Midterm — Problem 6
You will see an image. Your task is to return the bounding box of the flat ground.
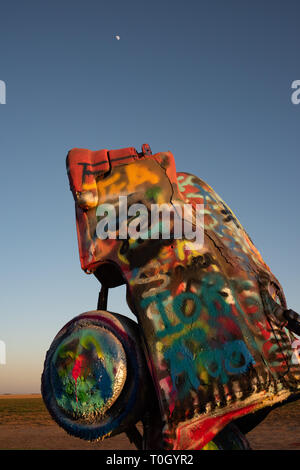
[0,395,300,450]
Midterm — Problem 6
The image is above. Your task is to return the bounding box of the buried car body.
[42,144,300,450]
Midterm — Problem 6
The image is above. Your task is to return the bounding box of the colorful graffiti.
[43,144,300,450]
[52,326,127,419]
[42,311,152,443]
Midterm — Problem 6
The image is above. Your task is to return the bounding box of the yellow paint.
[199,369,209,384]
[81,182,98,191]
[175,240,187,261]
[96,172,126,198]
[81,334,104,359]
[58,350,75,360]
[125,163,160,191]
[175,239,200,262]
[96,162,160,199]
[201,440,220,450]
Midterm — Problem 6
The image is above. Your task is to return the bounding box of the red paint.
[217,317,241,336]
[109,147,139,167]
[174,403,257,450]
[255,320,270,340]
[66,148,110,194]
[231,304,240,317]
[72,355,85,403]
[246,305,259,314]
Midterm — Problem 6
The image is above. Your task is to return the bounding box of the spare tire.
[41,310,151,441]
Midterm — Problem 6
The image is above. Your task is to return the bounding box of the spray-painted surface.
[51,326,127,418]
[42,311,151,442]
[65,146,300,449]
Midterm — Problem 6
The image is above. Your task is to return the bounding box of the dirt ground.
[1,395,300,450]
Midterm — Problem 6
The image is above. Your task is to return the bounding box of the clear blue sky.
[0,0,299,393]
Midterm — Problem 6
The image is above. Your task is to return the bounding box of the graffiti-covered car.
[42,144,300,450]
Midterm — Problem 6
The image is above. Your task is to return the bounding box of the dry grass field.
[1,395,300,450]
